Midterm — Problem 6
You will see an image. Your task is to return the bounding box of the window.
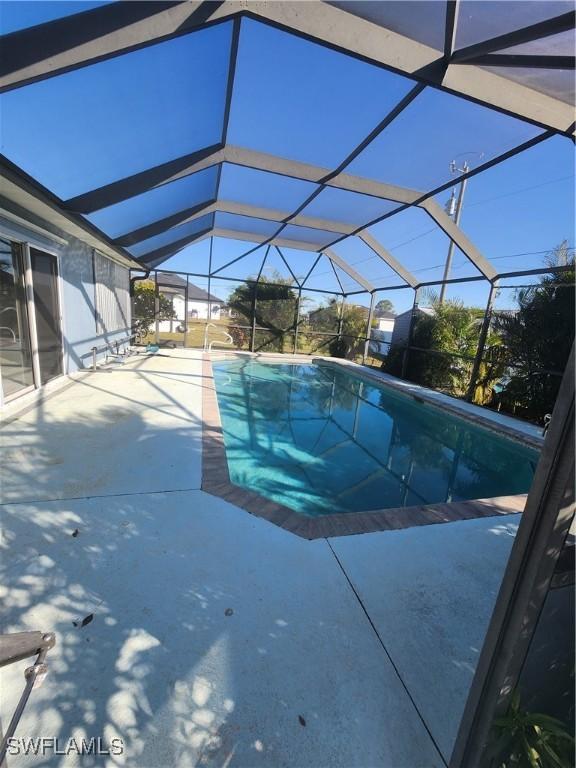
[94,251,130,334]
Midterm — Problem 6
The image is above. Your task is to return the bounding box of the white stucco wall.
[0,204,131,407]
[377,317,395,333]
[158,295,222,331]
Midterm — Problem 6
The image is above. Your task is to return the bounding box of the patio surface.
[0,349,519,767]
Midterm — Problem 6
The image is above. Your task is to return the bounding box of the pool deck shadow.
[201,355,527,540]
[0,348,524,766]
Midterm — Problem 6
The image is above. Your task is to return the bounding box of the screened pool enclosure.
[0,1,574,413]
[1,4,575,768]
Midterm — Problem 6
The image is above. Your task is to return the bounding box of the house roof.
[376,310,396,320]
[395,306,436,320]
[156,272,223,303]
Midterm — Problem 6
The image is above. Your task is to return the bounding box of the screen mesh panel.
[329,1,447,51]
[301,187,401,226]
[218,164,319,211]
[331,237,406,288]
[159,240,212,277]
[454,0,574,50]
[367,208,484,283]
[0,23,232,197]
[280,224,339,248]
[88,167,218,238]
[129,214,214,259]
[214,212,280,238]
[347,89,541,193]
[228,18,414,168]
[0,1,112,33]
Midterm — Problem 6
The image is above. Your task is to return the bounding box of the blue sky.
[163,134,575,314]
[1,6,574,315]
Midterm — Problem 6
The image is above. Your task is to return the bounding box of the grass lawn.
[142,320,379,367]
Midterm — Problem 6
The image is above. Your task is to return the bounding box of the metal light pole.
[439,159,469,304]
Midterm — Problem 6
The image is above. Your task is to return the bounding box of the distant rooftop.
[156,272,223,304]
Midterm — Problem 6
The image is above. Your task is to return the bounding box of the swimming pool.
[212,359,538,518]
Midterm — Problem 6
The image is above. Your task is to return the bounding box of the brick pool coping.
[201,354,526,540]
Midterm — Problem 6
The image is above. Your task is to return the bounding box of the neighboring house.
[390,306,435,347]
[156,272,224,331]
[375,310,396,335]
[369,311,396,358]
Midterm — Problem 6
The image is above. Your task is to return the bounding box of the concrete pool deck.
[0,349,520,767]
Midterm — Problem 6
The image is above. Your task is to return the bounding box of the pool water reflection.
[212,360,538,517]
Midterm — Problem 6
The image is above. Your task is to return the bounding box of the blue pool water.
[212,360,538,517]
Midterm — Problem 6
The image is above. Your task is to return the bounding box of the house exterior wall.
[187,299,221,320]
[376,317,395,334]
[0,203,131,409]
[158,295,221,331]
[390,308,435,348]
[390,309,414,347]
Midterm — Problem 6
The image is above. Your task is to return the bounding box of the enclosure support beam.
[450,10,576,64]
[444,0,460,60]
[115,199,217,246]
[213,201,354,234]
[420,199,497,280]
[244,1,574,133]
[323,248,374,292]
[223,145,421,204]
[210,228,320,253]
[64,145,225,213]
[0,1,231,92]
[250,284,257,354]
[359,233,418,288]
[139,226,214,268]
[65,144,421,216]
[466,281,498,402]
[154,271,160,345]
[300,254,322,289]
[118,200,356,246]
[461,54,575,70]
[207,236,214,345]
[276,247,300,287]
[401,288,420,378]
[293,288,302,354]
[451,343,575,768]
[183,275,189,349]
[3,2,573,133]
[363,292,376,365]
[337,294,346,347]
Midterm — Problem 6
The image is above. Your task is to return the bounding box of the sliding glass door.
[0,237,34,399]
[30,248,63,385]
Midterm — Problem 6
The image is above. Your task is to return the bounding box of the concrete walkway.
[0,350,518,767]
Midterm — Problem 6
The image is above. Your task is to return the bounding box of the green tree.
[492,254,575,422]
[308,298,368,358]
[375,299,394,316]
[227,274,298,352]
[385,294,504,399]
[131,279,176,339]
